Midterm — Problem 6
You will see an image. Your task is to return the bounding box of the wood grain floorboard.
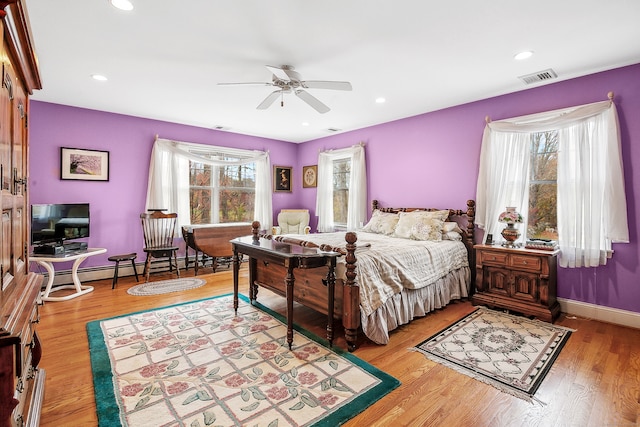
[36,266,640,426]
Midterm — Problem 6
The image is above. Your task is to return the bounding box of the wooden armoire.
[0,1,43,426]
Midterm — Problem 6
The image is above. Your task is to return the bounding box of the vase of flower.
[498,207,523,247]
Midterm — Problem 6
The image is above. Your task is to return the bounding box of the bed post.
[465,200,476,290]
[342,231,360,352]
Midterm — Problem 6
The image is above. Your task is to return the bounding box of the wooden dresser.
[473,244,560,323]
[0,2,44,426]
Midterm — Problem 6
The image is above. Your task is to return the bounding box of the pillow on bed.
[442,221,464,240]
[361,210,399,235]
[393,210,449,240]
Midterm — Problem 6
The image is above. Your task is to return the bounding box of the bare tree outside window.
[189,155,256,224]
[333,158,350,226]
[528,131,558,240]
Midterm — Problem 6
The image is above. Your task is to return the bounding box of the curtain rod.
[318,141,366,153]
[485,91,614,124]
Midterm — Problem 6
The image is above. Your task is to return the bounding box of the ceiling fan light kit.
[218,65,352,113]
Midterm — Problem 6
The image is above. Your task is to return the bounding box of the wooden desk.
[182,223,252,274]
[231,233,340,349]
[30,248,107,302]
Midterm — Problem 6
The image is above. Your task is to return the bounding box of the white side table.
[30,248,107,302]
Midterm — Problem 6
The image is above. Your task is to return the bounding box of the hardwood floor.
[37,265,639,426]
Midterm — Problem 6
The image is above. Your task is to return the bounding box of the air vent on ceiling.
[326,127,341,133]
[518,68,558,85]
[212,125,227,131]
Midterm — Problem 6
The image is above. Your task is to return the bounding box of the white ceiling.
[25,1,640,143]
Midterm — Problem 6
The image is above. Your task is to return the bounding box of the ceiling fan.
[218,65,352,114]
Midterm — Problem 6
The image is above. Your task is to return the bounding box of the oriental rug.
[87,294,399,426]
[126,278,206,296]
[411,307,572,403]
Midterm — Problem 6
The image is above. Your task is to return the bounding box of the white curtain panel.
[145,138,272,230]
[476,100,628,267]
[316,144,367,232]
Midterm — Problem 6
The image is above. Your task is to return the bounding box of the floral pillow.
[393,210,449,240]
[442,221,463,241]
[361,210,399,235]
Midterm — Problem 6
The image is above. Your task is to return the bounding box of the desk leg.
[326,259,336,347]
[232,249,239,313]
[39,256,95,302]
[285,264,295,350]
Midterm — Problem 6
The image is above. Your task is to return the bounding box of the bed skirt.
[360,266,471,345]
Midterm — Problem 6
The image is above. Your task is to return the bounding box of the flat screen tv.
[31,203,90,246]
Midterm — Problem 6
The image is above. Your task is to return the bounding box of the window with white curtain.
[476,99,629,268]
[145,138,272,230]
[316,144,367,232]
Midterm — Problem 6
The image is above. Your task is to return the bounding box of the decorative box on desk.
[473,244,560,323]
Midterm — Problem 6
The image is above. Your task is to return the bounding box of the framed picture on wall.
[302,165,317,188]
[60,147,110,181]
[273,166,292,192]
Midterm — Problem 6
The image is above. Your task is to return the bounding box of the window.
[476,100,629,268]
[332,158,350,227]
[527,131,558,240]
[316,144,367,232]
[189,157,256,224]
[146,138,272,230]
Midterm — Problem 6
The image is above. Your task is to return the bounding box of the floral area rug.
[411,307,573,403]
[87,294,399,426]
[126,278,206,296]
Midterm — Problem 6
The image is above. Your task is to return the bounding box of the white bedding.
[289,231,471,344]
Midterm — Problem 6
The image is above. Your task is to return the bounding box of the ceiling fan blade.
[257,90,281,110]
[266,65,292,82]
[295,90,330,114]
[301,80,352,91]
[217,82,273,87]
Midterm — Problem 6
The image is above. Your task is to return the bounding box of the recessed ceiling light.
[91,74,108,81]
[375,97,386,104]
[301,122,310,127]
[514,51,534,60]
[110,0,134,11]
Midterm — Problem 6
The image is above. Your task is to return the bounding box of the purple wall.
[28,105,297,270]
[29,63,640,314]
[298,63,640,315]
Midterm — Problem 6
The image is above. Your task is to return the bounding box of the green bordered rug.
[411,307,573,403]
[87,294,399,426]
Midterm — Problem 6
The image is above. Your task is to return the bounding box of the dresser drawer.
[509,254,542,272]
[478,251,508,266]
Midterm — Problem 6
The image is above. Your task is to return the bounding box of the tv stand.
[30,248,107,302]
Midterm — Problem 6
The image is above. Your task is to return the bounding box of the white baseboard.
[35,259,188,287]
[558,297,640,329]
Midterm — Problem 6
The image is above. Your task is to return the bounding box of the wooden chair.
[140,211,180,282]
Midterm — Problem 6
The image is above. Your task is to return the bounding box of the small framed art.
[302,165,317,188]
[273,166,292,192]
[60,147,110,181]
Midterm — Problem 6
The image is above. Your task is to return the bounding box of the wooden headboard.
[371,199,477,271]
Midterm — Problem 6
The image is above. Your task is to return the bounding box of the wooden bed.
[245,199,476,351]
